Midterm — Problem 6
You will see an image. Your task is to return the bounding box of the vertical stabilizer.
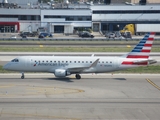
[124,32,155,59]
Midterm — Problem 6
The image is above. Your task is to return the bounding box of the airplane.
[3,32,157,79]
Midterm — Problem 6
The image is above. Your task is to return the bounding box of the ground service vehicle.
[120,24,160,35]
[120,24,135,35]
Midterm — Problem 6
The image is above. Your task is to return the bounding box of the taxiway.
[0,74,159,120]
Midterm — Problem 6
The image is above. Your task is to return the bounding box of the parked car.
[10,35,17,40]
[121,31,132,39]
[105,32,116,39]
[20,32,36,37]
[81,32,94,38]
[108,33,115,38]
[39,35,45,38]
[78,31,90,37]
[115,31,121,38]
[38,32,53,38]
[21,35,27,38]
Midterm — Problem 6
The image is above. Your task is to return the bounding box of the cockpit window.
[11,59,19,62]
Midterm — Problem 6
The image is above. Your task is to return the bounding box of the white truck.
[120,24,160,35]
[135,24,160,35]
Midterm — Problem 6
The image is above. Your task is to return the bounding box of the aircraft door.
[114,57,120,68]
[25,58,31,67]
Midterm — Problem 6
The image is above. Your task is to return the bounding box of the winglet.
[89,59,99,68]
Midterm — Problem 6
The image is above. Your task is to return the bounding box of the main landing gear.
[21,72,25,79]
[75,74,81,79]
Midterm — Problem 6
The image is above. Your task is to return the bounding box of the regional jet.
[3,32,157,79]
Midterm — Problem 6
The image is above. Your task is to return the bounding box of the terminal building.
[0,0,160,34]
[91,5,160,32]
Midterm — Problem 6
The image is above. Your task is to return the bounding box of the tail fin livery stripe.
[132,47,152,52]
[122,61,148,65]
[123,32,155,59]
[137,43,146,46]
[140,41,153,44]
[132,49,150,52]
[140,41,146,43]
[137,43,152,47]
[141,49,151,52]
[127,55,149,59]
[127,52,150,55]
[147,38,154,41]
[142,37,149,40]
[132,49,142,52]
[144,44,152,47]
[145,41,153,44]
[134,46,143,49]
[142,47,151,50]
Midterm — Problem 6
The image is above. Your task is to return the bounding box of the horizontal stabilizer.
[122,59,157,65]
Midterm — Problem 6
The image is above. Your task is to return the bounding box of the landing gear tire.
[75,74,81,79]
[21,72,25,79]
[21,75,24,79]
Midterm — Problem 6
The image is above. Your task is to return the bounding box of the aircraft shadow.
[114,78,126,80]
[0,77,126,82]
[43,77,74,82]
[42,77,126,82]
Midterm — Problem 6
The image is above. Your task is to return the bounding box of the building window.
[18,15,40,21]
[44,15,91,21]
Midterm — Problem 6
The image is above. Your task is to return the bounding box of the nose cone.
[3,63,10,70]
[3,64,8,70]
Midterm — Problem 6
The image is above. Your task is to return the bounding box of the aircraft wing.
[67,58,99,73]
[67,66,89,73]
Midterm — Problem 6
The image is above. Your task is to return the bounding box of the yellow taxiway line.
[146,78,160,91]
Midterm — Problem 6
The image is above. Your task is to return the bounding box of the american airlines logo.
[33,62,69,67]
[33,62,39,66]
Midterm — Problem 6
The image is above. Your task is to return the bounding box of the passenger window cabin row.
[34,60,112,64]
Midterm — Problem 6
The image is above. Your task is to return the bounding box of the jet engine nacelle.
[54,69,70,77]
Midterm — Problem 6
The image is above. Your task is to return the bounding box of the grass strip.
[0,47,160,52]
[114,65,160,74]
[0,65,160,74]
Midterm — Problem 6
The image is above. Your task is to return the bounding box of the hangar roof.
[91,5,160,11]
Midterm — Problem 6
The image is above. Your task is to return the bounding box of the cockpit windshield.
[11,59,19,62]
